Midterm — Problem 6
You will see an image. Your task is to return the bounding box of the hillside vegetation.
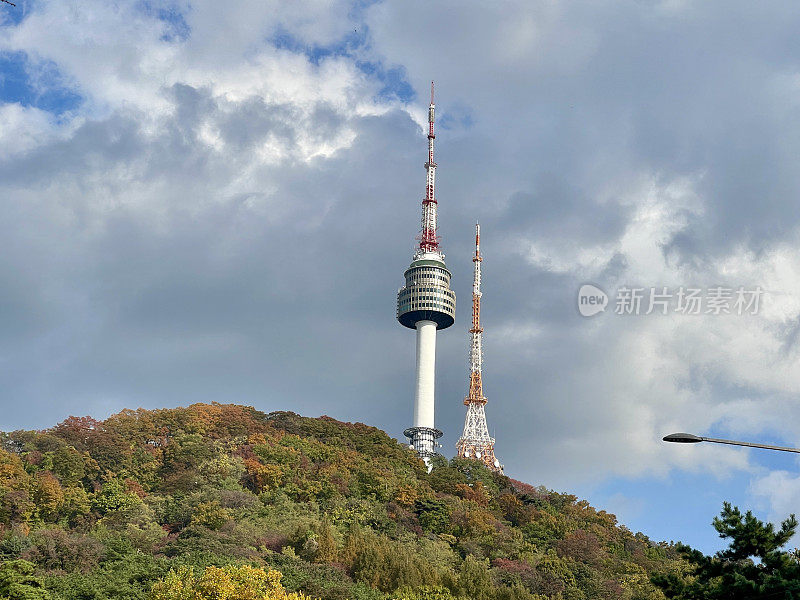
[0,403,685,599]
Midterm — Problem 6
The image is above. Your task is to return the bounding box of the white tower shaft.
[413,320,437,433]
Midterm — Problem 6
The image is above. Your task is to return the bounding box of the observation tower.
[396,82,456,466]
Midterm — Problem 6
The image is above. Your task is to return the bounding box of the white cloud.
[749,470,800,521]
[0,102,58,153]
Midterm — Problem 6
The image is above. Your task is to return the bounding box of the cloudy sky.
[4,0,800,552]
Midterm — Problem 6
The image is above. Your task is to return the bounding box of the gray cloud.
[3,1,800,541]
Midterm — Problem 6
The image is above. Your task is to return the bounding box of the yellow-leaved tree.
[150,565,313,600]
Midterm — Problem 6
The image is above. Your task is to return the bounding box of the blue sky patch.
[356,61,414,103]
[0,51,82,115]
[272,26,367,66]
[157,7,190,42]
[136,1,191,42]
[0,0,26,27]
[270,24,414,104]
[439,105,475,131]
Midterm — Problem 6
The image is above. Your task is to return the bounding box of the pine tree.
[653,502,800,599]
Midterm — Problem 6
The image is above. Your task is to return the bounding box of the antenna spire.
[417,81,439,255]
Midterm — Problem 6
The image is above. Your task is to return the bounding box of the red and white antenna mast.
[417,81,440,256]
[456,223,503,473]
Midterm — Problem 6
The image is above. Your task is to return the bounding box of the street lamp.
[663,433,800,454]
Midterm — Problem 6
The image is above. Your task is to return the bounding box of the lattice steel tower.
[456,223,503,473]
[396,82,456,467]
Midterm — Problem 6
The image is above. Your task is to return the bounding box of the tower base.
[456,402,503,473]
[403,426,443,470]
[456,440,503,474]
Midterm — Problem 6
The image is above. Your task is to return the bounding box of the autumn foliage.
[151,565,312,600]
[0,403,685,599]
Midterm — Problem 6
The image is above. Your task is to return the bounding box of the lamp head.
[663,433,703,443]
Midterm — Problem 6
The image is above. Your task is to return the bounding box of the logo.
[578,284,608,317]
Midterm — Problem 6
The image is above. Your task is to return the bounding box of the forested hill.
[0,403,685,599]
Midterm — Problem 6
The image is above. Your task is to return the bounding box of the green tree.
[345,528,385,589]
[653,502,800,599]
[391,585,456,600]
[415,499,450,534]
[0,560,50,600]
[92,479,140,514]
[51,447,85,486]
[314,519,337,564]
[455,555,493,600]
[189,501,232,530]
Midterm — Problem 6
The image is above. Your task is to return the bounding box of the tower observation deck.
[396,82,456,465]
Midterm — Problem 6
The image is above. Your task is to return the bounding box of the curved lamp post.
[663,433,800,454]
